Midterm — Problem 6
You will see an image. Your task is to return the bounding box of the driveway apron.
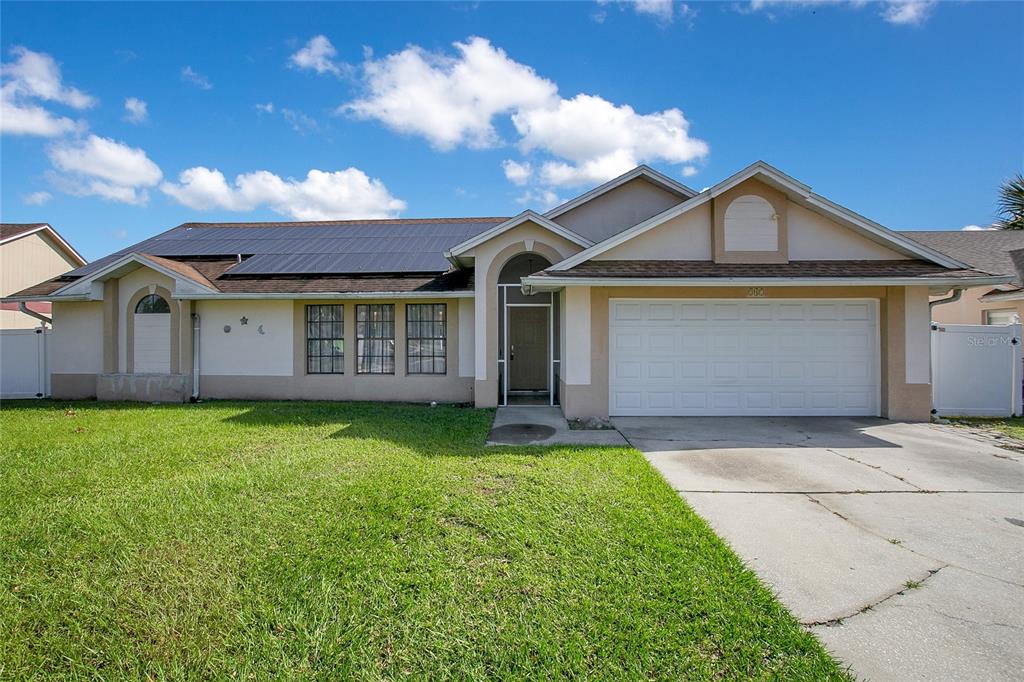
[617,416,1024,682]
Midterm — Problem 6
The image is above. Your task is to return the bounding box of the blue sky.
[1,1,1021,261]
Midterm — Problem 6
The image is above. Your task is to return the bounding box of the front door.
[509,306,549,392]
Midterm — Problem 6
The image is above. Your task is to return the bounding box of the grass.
[954,417,1024,441]
[0,400,849,680]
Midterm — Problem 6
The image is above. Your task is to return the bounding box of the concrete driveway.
[616,417,1024,681]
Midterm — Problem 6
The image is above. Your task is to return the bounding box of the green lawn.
[955,417,1024,441]
[0,401,848,680]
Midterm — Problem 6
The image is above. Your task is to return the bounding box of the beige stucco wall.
[196,300,294,376]
[50,300,103,399]
[594,203,713,261]
[467,220,584,407]
[930,287,1024,325]
[551,177,684,243]
[200,297,472,403]
[788,203,911,260]
[588,179,909,266]
[559,285,932,422]
[1,232,80,329]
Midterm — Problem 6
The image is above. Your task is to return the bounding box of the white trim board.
[543,165,697,220]
[445,210,593,263]
[0,224,87,266]
[522,274,1013,292]
[547,161,971,272]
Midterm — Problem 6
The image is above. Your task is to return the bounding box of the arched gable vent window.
[135,294,170,314]
[724,195,778,252]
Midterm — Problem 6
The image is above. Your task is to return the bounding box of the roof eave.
[446,210,593,258]
[521,273,1014,293]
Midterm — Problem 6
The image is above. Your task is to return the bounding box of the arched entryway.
[132,293,172,373]
[497,253,560,406]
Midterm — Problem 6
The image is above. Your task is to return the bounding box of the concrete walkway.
[487,406,628,446]
[616,416,1024,682]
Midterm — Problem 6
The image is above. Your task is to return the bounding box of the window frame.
[305,304,345,375]
[134,293,170,314]
[356,304,396,375]
[406,303,447,375]
[983,308,1017,326]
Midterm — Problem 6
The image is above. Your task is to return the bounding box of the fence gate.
[931,323,1022,417]
[0,327,51,399]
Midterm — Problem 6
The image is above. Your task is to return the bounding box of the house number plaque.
[746,287,767,298]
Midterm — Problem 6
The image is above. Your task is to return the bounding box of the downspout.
[190,312,201,401]
[18,301,51,325]
[929,287,962,315]
[928,287,964,419]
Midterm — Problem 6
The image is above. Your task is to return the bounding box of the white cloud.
[255,101,274,113]
[181,66,213,90]
[161,166,406,220]
[0,46,94,136]
[290,35,347,76]
[502,159,532,186]
[343,37,558,150]
[881,1,936,26]
[514,94,708,186]
[342,37,708,191]
[516,188,562,211]
[681,165,698,178]
[23,191,52,205]
[124,97,148,123]
[961,224,998,232]
[596,1,697,25]
[628,0,675,22]
[47,134,162,205]
[745,0,936,25]
[281,108,318,134]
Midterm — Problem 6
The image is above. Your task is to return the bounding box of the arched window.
[724,195,778,252]
[134,294,170,314]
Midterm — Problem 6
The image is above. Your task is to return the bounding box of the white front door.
[134,314,171,373]
[608,298,879,416]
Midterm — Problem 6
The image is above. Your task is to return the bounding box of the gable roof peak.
[544,164,698,220]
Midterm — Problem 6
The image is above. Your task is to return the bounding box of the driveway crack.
[807,494,1024,590]
[823,447,923,491]
[805,566,947,627]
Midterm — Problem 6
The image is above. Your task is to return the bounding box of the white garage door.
[609,299,879,416]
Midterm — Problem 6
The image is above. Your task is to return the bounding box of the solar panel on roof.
[66,218,505,278]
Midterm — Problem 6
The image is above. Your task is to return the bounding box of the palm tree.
[997,173,1024,230]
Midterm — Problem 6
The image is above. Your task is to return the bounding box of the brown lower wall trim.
[51,373,98,399]
[200,374,473,403]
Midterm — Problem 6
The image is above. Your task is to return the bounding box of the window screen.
[407,303,447,374]
[356,304,395,374]
[306,305,344,374]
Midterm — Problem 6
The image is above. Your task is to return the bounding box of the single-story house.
[4,162,1011,420]
[1,223,86,329]
[900,229,1024,326]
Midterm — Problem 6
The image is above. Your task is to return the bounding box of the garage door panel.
[609,299,879,416]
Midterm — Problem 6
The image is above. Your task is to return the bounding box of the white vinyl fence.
[0,327,51,399]
[931,323,1022,417]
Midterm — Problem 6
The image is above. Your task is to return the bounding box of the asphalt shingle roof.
[900,230,1024,286]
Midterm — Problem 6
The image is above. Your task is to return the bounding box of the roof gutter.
[177,290,475,300]
[929,287,963,312]
[19,302,52,326]
[521,274,1015,294]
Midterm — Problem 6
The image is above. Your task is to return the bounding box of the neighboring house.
[3,162,1010,420]
[900,230,1024,326]
[0,223,86,329]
